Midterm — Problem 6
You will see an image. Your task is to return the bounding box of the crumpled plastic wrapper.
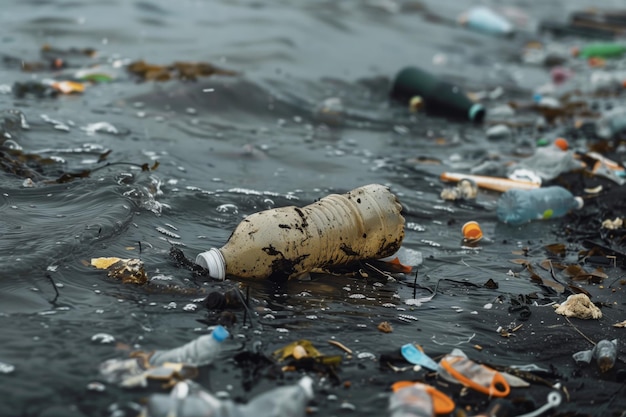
[99,352,198,388]
[554,293,602,319]
[91,257,148,284]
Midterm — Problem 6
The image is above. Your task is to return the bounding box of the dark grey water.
[1,0,626,416]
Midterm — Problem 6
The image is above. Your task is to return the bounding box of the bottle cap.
[211,325,229,342]
[462,221,483,241]
[574,196,584,209]
[468,103,486,123]
[196,248,226,280]
[553,137,569,151]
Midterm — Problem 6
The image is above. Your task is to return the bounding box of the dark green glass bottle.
[390,66,486,123]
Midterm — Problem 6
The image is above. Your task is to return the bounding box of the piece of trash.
[485,124,513,141]
[554,293,602,319]
[390,381,455,415]
[81,121,119,135]
[127,60,238,82]
[441,178,478,201]
[462,221,483,242]
[378,321,393,333]
[507,146,585,182]
[400,343,439,371]
[49,80,85,94]
[195,184,405,280]
[572,339,618,372]
[274,340,322,362]
[496,186,584,226]
[514,391,562,417]
[458,6,514,37]
[614,320,626,328]
[313,97,345,126]
[438,348,510,397]
[90,257,148,284]
[150,326,229,367]
[440,172,539,193]
[390,66,486,123]
[574,42,626,59]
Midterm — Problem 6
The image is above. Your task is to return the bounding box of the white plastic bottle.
[496,186,583,226]
[140,376,314,417]
[149,325,229,367]
[196,184,405,280]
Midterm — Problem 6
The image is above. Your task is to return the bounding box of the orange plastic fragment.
[391,381,455,414]
[553,137,569,151]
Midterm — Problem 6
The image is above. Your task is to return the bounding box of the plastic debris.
[400,343,439,371]
[149,326,229,367]
[49,80,85,94]
[440,172,539,193]
[388,382,434,417]
[496,186,583,225]
[458,6,514,37]
[438,348,510,397]
[574,42,626,59]
[440,177,478,201]
[390,66,486,123]
[139,376,313,417]
[196,184,405,280]
[554,293,602,319]
[507,146,584,182]
[462,221,483,242]
[127,60,238,82]
[514,391,562,417]
[572,339,618,372]
[313,97,345,126]
[391,381,455,414]
[90,257,148,284]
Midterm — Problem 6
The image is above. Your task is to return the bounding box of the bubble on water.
[263,314,275,320]
[156,226,180,239]
[306,315,318,320]
[382,303,395,308]
[81,121,119,136]
[276,328,289,333]
[405,222,426,232]
[183,303,197,312]
[297,292,312,297]
[163,302,177,310]
[349,294,366,299]
[92,333,115,344]
[340,402,357,411]
[216,204,238,214]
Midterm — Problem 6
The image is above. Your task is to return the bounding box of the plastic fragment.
[462,221,483,242]
[554,293,602,319]
[390,382,455,415]
[440,172,539,193]
[459,6,514,36]
[400,343,439,371]
[514,391,561,417]
[438,348,510,397]
[572,339,618,372]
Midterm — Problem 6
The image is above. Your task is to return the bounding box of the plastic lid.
[211,325,229,342]
[195,248,226,280]
[468,103,486,123]
[298,376,314,399]
[462,221,483,241]
[574,196,584,209]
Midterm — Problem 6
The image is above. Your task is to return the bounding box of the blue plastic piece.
[400,343,439,371]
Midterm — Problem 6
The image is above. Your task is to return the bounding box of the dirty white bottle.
[196,184,405,280]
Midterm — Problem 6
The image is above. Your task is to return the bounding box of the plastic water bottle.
[459,6,514,37]
[496,186,583,226]
[239,376,314,417]
[390,67,486,123]
[149,325,229,367]
[196,184,405,280]
[140,376,314,417]
[388,384,434,417]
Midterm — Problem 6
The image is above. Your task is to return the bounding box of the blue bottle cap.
[211,325,229,342]
[400,343,439,371]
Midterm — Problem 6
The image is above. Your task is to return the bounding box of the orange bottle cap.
[553,137,568,151]
[462,221,483,241]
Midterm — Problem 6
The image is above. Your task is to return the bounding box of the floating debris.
[554,293,602,319]
[90,257,148,285]
[127,60,238,82]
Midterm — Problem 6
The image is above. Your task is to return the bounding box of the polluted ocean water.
[1,0,626,416]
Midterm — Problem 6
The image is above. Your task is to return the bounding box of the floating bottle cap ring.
[439,355,510,397]
[462,221,483,241]
[391,381,456,414]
